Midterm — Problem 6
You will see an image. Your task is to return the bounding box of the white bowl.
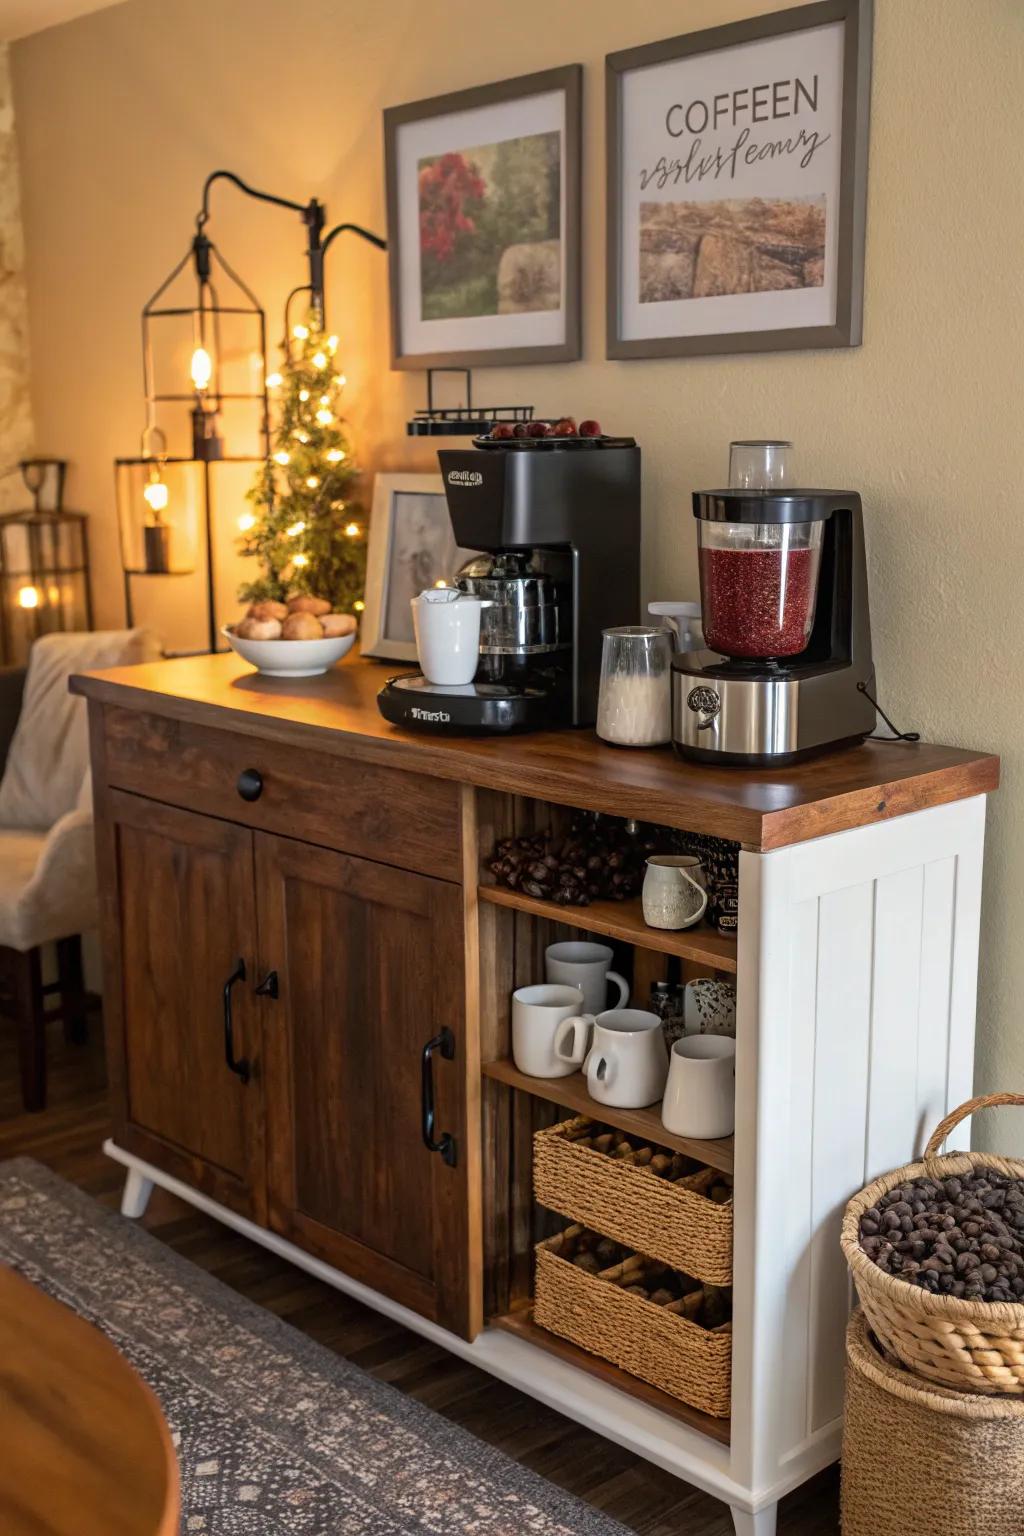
[222,624,356,677]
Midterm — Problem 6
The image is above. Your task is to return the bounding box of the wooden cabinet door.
[98,790,266,1221]
[257,833,473,1337]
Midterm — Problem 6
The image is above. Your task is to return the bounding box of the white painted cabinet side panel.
[808,881,874,1431]
[866,865,926,1181]
[776,896,820,1454]
[915,857,957,1155]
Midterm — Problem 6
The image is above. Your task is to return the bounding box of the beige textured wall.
[11,1,1024,1143]
[0,41,33,510]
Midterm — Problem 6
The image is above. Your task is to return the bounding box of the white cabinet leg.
[731,1504,777,1536]
[120,1167,154,1219]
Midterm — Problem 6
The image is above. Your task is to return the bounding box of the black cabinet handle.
[421,1028,457,1167]
[222,958,250,1083]
[237,768,263,802]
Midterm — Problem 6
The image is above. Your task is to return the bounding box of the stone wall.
[0,41,33,512]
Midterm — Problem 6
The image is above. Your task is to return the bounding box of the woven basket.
[534,1223,731,1417]
[533,1116,732,1285]
[843,1309,1024,1536]
[841,1092,1024,1394]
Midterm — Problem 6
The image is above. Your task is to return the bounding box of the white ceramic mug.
[511,984,585,1079]
[555,1007,668,1109]
[411,590,491,687]
[642,855,708,931]
[545,941,629,1017]
[661,1034,736,1140]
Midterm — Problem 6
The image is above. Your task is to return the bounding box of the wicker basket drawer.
[534,1224,732,1418]
[534,1117,733,1285]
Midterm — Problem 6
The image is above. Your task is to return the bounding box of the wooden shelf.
[477,885,738,972]
[482,1056,734,1175]
[491,1307,731,1445]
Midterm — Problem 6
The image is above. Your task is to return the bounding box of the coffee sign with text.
[607,0,872,359]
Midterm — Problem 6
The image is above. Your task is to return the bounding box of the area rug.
[0,1158,630,1535]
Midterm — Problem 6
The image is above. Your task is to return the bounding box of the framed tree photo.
[606,0,872,359]
[361,474,478,663]
[384,65,582,370]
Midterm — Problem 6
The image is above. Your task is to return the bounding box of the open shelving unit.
[475,789,740,1451]
[478,883,737,970]
[482,1056,734,1175]
[490,1306,732,1444]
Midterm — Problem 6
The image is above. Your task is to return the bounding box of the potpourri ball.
[858,1167,1024,1302]
[281,612,324,640]
[287,594,332,617]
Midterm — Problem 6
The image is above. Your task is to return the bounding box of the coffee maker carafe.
[377,430,641,733]
[671,442,877,764]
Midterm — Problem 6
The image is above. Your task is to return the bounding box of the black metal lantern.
[142,229,269,464]
[0,459,93,665]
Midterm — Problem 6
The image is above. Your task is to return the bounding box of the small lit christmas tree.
[238,321,365,613]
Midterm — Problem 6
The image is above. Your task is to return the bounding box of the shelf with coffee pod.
[477,884,737,973]
[481,1056,735,1176]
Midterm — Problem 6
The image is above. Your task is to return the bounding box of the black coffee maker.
[377,433,641,732]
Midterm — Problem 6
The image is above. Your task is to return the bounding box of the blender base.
[673,732,871,769]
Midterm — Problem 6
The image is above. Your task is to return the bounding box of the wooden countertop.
[71,652,998,851]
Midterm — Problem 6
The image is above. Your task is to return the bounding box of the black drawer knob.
[237,768,263,802]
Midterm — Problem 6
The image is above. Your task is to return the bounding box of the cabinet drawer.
[100,706,462,881]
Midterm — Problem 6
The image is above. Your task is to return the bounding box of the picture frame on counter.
[606,0,873,360]
[361,474,477,663]
[384,64,582,370]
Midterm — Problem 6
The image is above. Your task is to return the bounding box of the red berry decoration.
[552,418,577,437]
[490,423,515,439]
[513,422,530,438]
[526,420,551,437]
[579,419,602,437]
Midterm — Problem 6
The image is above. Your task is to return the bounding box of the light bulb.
[143,475,169,514]
[298,389,310,402]
[319,395,330,406]
[266,372,283,389]
[293,552,309,568]
[17,585,40,609]
[237,512,256,532]
[338,374,347,388]
[328,335,339,353]
[293,323,309,340]
[316,409,333,426]
[312,351,327,369]
[326,449,345,464]
[190,346,213,392]
[293,430,309,444]
[306,475,319,489]
[273,450,290,466]
[286,520,306,537]
[353,599,365,613]
[344,522,360,538]
[47,585,60,605]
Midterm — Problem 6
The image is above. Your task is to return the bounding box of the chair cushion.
[0,629,159,831]
[0,816,98,951]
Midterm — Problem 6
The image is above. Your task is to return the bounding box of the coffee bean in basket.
[858,1166,1024,1302]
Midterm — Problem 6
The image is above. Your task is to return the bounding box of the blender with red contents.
[671,442,877,766]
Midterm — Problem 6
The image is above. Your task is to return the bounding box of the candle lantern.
[0,459,93,665]
[142,231,269,463]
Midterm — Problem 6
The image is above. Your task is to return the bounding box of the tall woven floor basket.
[842,1309,1024,1536]
[841,1093,1024,1394]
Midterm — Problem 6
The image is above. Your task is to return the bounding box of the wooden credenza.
[75,652,1000,1536]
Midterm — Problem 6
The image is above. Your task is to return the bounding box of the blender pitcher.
[698,440,823,660]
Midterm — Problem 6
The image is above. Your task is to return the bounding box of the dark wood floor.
[0,1021,839,1535]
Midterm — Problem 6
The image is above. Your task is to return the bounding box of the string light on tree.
[238,317,366,613]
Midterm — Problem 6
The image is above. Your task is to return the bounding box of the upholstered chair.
[0,629,160,1111]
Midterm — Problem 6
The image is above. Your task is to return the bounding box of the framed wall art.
[606,0,872,359]
[361,474,478,663]
[384,65,582,370]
